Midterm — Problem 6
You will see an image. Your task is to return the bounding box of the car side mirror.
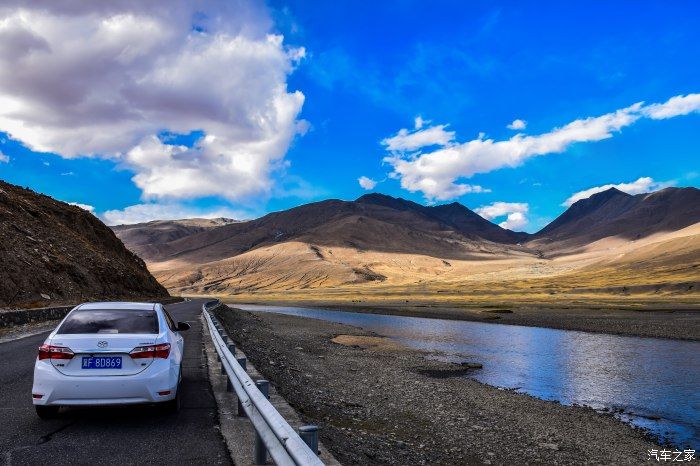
[176,322,190,332]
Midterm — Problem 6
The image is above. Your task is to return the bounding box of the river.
[235,304,699,448]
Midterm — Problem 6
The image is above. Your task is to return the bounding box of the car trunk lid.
[48,334,159,376]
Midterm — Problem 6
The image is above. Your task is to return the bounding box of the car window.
[57,309,159,334]
[163,309,177,331]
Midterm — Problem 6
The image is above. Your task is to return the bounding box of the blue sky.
[0,1,698,231]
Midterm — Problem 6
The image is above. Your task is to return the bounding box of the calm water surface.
[236,304,699,448]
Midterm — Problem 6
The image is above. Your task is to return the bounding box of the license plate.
[81,356,122,369]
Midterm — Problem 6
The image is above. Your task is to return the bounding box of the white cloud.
[0,1,306,202]
[475,202,528,220]
[507,119,527,130]
[642,93,700,119]
[414,116,425,129]
[381,124,455,152]
[382,93,699,201]
[0,150,8,163]
[499,212,528,230]
[562,177,675,207]
[358,176,377,190]
[68,202,95,213]
[101,203,249,225]
[475,202,529,230]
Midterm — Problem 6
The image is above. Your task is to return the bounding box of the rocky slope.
[0,180,168,308]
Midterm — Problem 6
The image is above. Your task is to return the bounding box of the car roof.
[77,302,158,311]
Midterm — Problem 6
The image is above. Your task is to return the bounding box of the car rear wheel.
[162,370,182,414]
[163,387,181,414]
[35,405,59,419]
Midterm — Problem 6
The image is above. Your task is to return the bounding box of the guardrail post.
[254,380,270,465]
[298,425,319,455]
[236,357,247,417]
[256,379,269,396]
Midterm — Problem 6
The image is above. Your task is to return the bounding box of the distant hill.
[357,193,529,244]
[530,187,700,252]
[112,217,239,261]
[114,193,530,265]
[0,180,168,308]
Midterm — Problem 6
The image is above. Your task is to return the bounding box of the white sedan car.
[32,302,190,418]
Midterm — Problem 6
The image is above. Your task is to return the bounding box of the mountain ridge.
[115,193,531,264]
[531,186,700,250]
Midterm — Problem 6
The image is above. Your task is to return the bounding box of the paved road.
[0,299,231,465]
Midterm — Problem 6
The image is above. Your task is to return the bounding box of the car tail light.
[33,394,43,399]
[129,343,171,359]
[38,344,74,360]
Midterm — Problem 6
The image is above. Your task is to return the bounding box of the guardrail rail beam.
[202,301,325,466]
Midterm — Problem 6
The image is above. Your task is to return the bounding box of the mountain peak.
[355,192,428,213]
[534,185,700,244]
[356,193,526,242]
[440,201,469,210]
[356,192,398,203]
[580,187,631,204]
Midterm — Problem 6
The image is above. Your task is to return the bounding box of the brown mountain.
[530,187,700,251]
[0,180,168,308]
[112,217,239,261]
[357,193,529,243]
[118,193,530,265]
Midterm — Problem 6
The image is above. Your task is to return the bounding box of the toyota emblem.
[97,341,108,348]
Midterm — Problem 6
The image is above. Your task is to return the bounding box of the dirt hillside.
[0,180,169,308]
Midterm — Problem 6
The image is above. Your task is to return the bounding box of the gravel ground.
[215,306,660,465]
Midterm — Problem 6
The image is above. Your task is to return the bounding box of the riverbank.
[215,306,660,465]
[218,298,700,341]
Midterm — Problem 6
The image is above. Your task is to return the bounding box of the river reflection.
[235,304,699,448]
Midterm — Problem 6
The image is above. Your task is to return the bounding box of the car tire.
[35,405,59,419]
[163,371,182,414]
[163,387,181,414]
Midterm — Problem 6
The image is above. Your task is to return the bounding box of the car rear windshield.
[57,309,159,334]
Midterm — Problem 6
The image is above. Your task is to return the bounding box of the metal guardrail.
[202,300,325,466]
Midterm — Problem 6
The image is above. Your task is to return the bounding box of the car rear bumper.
[32,359,178,406]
